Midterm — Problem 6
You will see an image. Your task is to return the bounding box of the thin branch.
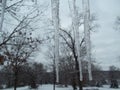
[5,0,23,10]
[0,16,28,46]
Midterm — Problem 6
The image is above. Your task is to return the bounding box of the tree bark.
[14,67,18,90]
[74,55,83,90]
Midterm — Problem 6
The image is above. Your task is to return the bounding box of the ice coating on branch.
[51,0,59,83]
[73,0,83,81]
[83,0,92,81]
[0,0,7,31]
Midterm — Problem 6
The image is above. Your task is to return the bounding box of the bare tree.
[0,8,42,89]
[59,27,84,90]
[2,30,41,90]
[0,0,45,65]
[109,65,119,88]
[27,62,46,88]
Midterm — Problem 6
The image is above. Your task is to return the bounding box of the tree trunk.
[53,58,56,90]
[14,68,18,90]
[79,81,83,90]
[74,55,83,90]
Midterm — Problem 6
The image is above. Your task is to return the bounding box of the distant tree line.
[0,62,47,89]
[0,62,120,89]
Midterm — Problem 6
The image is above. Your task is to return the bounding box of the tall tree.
[0,1,43,88]
[2,26,41,90]
[0,0,45,64]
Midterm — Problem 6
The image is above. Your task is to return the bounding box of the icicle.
[0,0,7,31]
[73,0,83,81]
[51,0,60,83]
[83,0,92,81]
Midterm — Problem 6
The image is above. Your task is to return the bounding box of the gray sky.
[35,0,120,70]
[90,0,120,70]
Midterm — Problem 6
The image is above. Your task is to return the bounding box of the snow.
[2,86,29,90]
[2,85,72,90]
[2,84,120,90]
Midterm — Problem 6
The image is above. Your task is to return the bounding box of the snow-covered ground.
[2,84,120,90]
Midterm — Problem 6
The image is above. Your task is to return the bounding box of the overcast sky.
[35,0,120,70]
[90,0,120,70]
